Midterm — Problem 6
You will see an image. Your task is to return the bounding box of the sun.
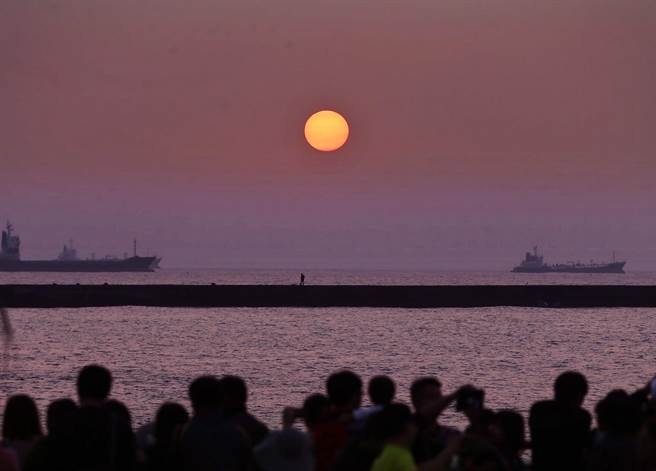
[304,110,349,152]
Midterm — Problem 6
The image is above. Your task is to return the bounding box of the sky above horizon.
[1,0,655,269]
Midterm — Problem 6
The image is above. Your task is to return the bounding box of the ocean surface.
[1,268,656,285]
[1,270,655,430]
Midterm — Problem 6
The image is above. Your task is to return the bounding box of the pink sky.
[1,0,655,269]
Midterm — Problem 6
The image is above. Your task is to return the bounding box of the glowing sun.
[304,110,349,152]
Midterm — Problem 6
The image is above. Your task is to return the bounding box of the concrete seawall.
[2,284,656,308]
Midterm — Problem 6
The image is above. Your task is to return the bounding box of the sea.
[1,269,656,430]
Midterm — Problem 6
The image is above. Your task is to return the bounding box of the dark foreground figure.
[2,366,656,471]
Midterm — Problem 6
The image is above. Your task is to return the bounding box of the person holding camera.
[409,377,461,464]
[455,386,487,435]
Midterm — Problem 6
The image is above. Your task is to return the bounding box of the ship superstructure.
[0,222,160,272]
[58,240,78,261]
[512,246,625,273]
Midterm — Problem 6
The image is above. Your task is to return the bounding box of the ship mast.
[133,239,137,257]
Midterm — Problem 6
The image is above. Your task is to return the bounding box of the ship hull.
[512,262,626,274]
[0,256,160,272]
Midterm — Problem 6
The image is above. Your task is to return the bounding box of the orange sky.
[1,0,655,268]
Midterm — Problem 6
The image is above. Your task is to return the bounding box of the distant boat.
[0,222,160,272]
[512,246,625,273]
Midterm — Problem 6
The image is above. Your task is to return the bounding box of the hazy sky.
[2,0,655,269]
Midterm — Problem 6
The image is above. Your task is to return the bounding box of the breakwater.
[1,284,656,308]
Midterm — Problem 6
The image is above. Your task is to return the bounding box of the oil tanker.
[512,246,625,273]
[0,222,160,272]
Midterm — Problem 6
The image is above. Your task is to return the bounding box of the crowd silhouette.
[1,365,656,470]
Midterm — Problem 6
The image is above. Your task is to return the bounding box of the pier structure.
[1,284,656,308]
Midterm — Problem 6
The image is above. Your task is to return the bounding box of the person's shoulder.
[181,414,209,439]
[78,403,110,421]
[530,399,555,415]
[373,444,416,471]
[312,416,350,444]
[352,407,368,421]
[574,406,592,424]
[229,412,269,446]
[584,408,592,420]
[438,424,461,441]
[531,399,554,408]
[354,404,383,421]
[218,417,254,445]
[183,415,249,446]
[443,424,461,434]
[243,411,269,430]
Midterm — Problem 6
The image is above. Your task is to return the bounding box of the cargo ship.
[512,246,625,273]
[0,222,160,272]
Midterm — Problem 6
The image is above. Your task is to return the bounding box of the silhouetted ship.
[0,222,160,272]
[512,246,625,273]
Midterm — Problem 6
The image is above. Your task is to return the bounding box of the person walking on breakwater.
[300,273,305,286]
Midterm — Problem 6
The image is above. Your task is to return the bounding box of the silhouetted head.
[595,389,641,436]
[2,394,43,441]
[492,409,525,454]
[302,393,331,429]
[410,377,442,417]
[154,402,189,446]
[106,399,132,429]
[373,403,417,446]
[77,364,113,404]
[326,370,363,410]
[46,398,78,437]
[219,375,248,414]
[368,375,396,406]
[189,375,222,415]
[553,371,588,406]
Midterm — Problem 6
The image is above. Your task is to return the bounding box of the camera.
[455,386,485,412]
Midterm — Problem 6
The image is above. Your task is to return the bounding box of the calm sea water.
[1,268,655,285]
[2,303,655,429]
